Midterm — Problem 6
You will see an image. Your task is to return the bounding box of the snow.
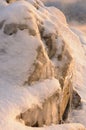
[0,0,86,129]
[0,1,43,85]
[0,78,61,130]
[67,28,86,127]
[0,1,62,129]
[0,30,40,84]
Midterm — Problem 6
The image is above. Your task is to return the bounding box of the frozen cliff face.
[0,0,86,130]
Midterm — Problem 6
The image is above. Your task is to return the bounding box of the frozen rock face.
[0,0,86,130]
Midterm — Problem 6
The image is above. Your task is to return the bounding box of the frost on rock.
[0,0,86,130]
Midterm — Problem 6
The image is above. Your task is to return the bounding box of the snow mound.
[0,0,86,129]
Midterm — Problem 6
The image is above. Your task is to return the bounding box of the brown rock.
[16,92,61,127]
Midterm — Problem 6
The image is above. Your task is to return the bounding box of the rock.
[6,0,16,3]
[18,24,28,30]
[44,34,57,58]
[0,0,85,129]
[27,45,55,85]
[0,0,73,126]
[17,91,61,127]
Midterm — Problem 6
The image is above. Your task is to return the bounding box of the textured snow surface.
[0,0,86,130]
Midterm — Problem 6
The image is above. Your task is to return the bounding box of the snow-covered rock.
[0,0,86,130]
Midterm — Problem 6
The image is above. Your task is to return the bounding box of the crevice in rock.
[56,40,73,89]
[62,99,70,121]
[6,0,16,3]
[33,2,39,10]
[44,34,57,58]
[31,122,39,127]
[54,39,74,124]
[6,0,10,3]
[38,24,57,58]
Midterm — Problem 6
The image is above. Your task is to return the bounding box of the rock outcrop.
[0,0,85,130]
[17,88,61,127]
